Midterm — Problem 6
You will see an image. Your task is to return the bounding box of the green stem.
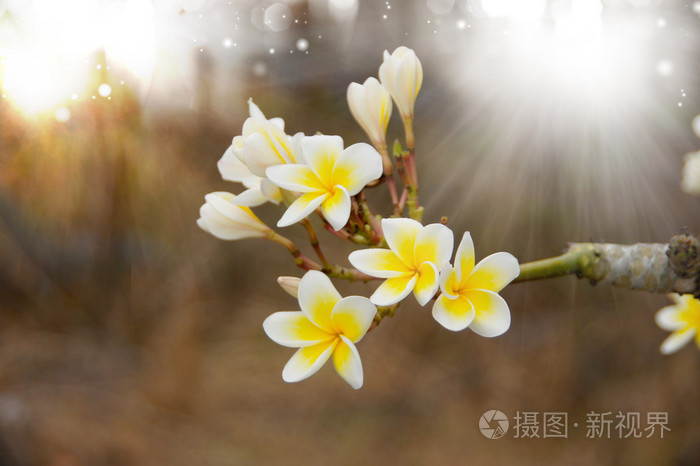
[515,243,596,282]
[406,186,423,222]
[514,234,700,295]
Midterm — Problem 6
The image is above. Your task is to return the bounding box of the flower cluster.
[197,47,521,390]
[350,219,519,336]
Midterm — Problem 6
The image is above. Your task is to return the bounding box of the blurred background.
[1,0,699,464]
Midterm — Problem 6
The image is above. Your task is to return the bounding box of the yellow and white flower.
[220,99,304,206]
[197,192,271,240]
[348,218,453,306]
[266,135,383,231]
[347,77,392,148]
[432,232,519,335]
[378,46,423,123]
[655,294,700,354]
[263,270,377,390]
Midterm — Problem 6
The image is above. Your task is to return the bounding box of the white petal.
[277,192,329,227]
[297,270,341,332]
[413,261,440,306]
[655,305,686,331]
[288,132,306,164]
[331,296,377,343]
[198,205,255,240]
[269,117,285,131]
[198,193,268,240]
[332,143,384,195]
[364,77,392,134]
[333,336,364,390]
[432,294,475,332]
[218,145,255,183]
[282,340,337,383]
[414,223,453,269]
[260,178,283,204]
[266,164,323,193]
[468,252,520,293]
[243,131,290,177]
[204,192,266,230]
[232,187,268,207]
[454,232,475,283]
[321,185,351,231]
[381,217,422,264]
[660,327,696,354]
[247,98,266,119]
[465,289,511,338]
[301,135,344,181]
[370,274,418,306]
[347,82,374,139]
[392,48,422,117]
[263,311,335,348]
[348,249,413,279]
[378,52,393,92]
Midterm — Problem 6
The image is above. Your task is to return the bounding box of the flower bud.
[197,192,271,240]
[277,276,301,298]
[347,77,392,147]
[378,46,423,123]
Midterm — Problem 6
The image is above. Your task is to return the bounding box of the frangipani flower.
[433,232,519,335]
[220,99,304,206]
[347,77,392,148]
[348,218,453,306]
[197,192,271,240]
[655,294,700,354]
[266,135,383,231]
[263,270,377,389]
[232,99,303,176]
[218,145,281,206]
[378,46,423,123]
[681,151,700,196]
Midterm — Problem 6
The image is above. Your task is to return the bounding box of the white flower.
[681,151,700,195]
[263,270,377,389]
[348,218,453,306]
[266,135,383,231]
[432,232,519,335]
[220,99,304,206]
[378,46,423,122]
[233,99,303,176]
[347,77,392,147]
[197,192,271,240]
[655,294,700,354]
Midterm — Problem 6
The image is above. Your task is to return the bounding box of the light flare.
[0,0,157,115]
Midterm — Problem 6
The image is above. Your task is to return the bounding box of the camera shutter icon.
[480,410,509,439]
